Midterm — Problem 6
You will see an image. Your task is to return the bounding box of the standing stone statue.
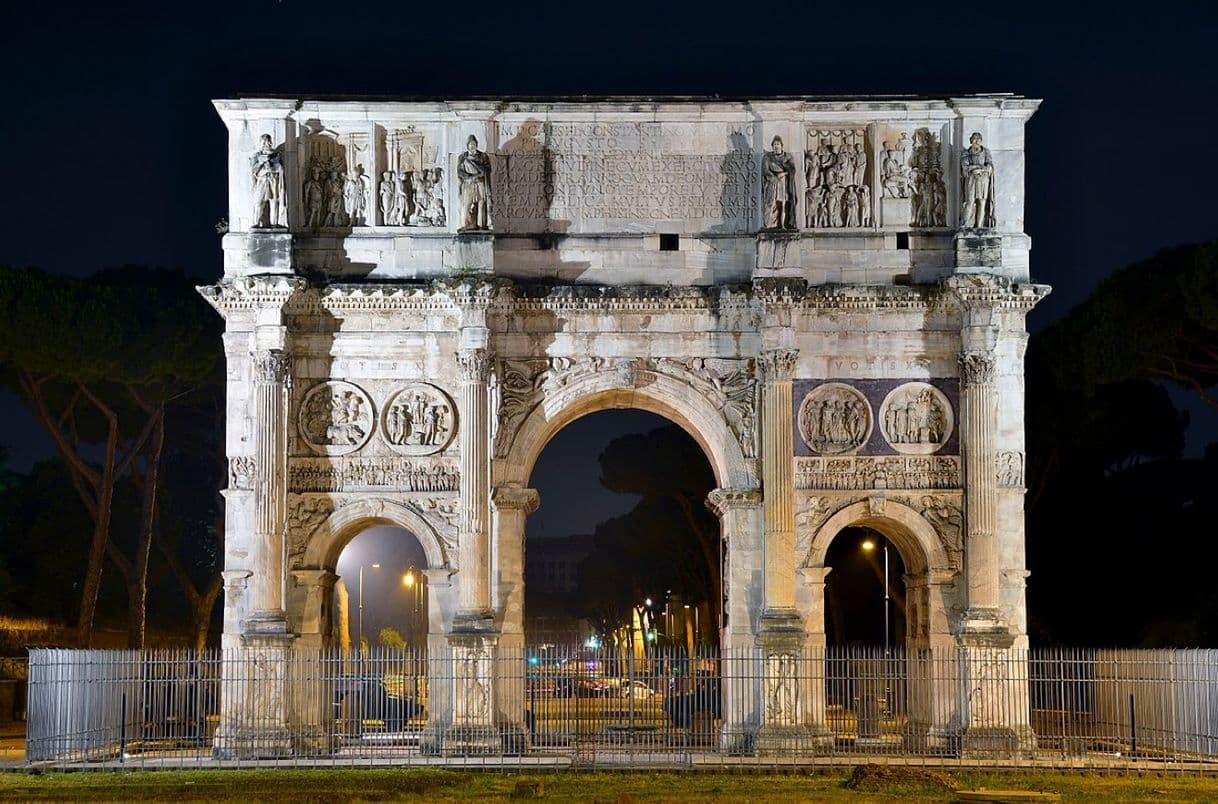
[457,135,492,231]
[303,165,325,229]
[960,132,996,229]
[250,134,286,228]
[761,136,797,230]
[344,166,369,227]
[379,171,397,225]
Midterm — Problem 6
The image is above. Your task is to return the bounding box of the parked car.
[616,680,656,700]
[663,675,721,728]
[333,677,425,734]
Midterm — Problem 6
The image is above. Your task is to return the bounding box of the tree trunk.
[126,404,165,649]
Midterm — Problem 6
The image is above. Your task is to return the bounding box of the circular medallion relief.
[878,382,954,455]
[798,382,873,455]
[298,381,375,456]
[379,383,458,456]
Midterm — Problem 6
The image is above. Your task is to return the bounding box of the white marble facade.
[203,96,1047,756]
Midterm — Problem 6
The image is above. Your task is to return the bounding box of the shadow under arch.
[803,499,951,574]
[496,370,755,491]
[305,498,451,571]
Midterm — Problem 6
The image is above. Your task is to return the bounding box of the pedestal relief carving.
[804,127,870,229]
[960,132,996,230]
[298,381,375,456]
[910,128,947,228]
[380,383,457,455]
[879,382,954,455]
[798,383,872,455]
[762,137,797,230]
[765,652,798,723]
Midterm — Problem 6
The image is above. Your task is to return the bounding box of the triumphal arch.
[202,95,1047,757]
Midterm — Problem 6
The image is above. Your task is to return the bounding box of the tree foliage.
[0,265,221,646]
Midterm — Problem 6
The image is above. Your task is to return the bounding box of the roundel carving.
[798,382,872,455]
[380,383,457,456]
[298,381,375,456]
[879,382,954,455]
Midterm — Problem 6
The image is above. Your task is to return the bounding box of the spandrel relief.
[298,381,375,456]
[879,382,954,455]
[380,383,458,456]
[804,128,871,229]
[798,383,873,455]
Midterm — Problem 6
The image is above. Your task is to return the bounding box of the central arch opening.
[525,409,720,652]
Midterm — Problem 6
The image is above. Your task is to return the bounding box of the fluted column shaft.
[457,348,494,616]
[759,348,799,613]
[251,349,291,617]
[960,349,1000,615]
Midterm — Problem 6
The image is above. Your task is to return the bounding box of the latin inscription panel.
[493,122,758,233]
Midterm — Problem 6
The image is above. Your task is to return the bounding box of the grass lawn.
[2,767,1218,802]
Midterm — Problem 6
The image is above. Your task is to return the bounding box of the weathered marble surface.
[204,95,1046,756]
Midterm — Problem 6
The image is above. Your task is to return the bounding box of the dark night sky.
[4,2,1218,527]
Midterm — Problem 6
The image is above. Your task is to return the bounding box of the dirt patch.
[845,763,958,793]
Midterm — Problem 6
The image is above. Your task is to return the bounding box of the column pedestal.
[212,632,296,759]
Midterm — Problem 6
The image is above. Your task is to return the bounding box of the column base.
[962,724,1038,758]
[753,724,834,756]
[439,725,503,756]
[451,610,497,635]
[212,629,296,760]
[958,609,1014,648]
[757,607,805,640]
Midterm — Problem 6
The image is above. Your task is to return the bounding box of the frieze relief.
[795,456,960,490]
[381,383,456,456]
[288,457,458,493]
[878,382,954,455]
[298,381,375,456]
[797,383,872,455]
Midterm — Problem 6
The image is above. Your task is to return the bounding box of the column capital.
[290,569,338,590]
[958,350,997,386]
[492,484,540,515]
[457,348,496,383]
[252,349,292,384]
[705,487,761,518]
[758,348,799,383]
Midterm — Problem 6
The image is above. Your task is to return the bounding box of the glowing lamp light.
[585,636,600,649]
[403,571,416,588]
[861,539,876,553]
[528,656,539,666]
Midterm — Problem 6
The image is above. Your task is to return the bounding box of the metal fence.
[24,645,1218,768]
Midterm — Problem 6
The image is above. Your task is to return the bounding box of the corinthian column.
[247,349,291,631]
[959,348,1003,629]
[759,348,800,618]
[455,347,495,629]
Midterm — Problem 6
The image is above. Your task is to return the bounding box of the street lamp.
[683,604,699,654]
[861,539,890,656]
[358,562,381,650]
[402,567,420,649]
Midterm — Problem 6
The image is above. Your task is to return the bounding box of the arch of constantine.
[201,95,1047,757]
